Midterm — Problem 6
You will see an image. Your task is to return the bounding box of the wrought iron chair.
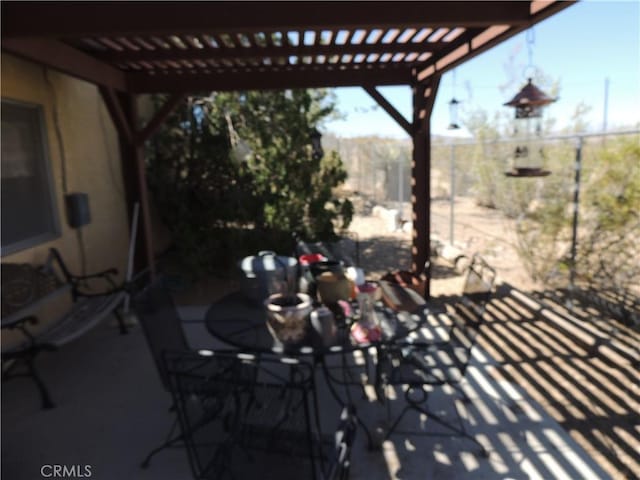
[134,280,237,468]
[164,349,357,480]
[295,231,360,268]
[377,254,496,456]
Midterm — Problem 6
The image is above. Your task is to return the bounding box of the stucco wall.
[1,54,131,342]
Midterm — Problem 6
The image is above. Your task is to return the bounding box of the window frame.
[1,98,61,256]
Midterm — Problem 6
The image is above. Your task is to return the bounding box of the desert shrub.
[574,137,640,296]
[499,135,639,297]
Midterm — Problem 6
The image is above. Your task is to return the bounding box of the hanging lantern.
[504,78,556,177]
[448,98,460,130]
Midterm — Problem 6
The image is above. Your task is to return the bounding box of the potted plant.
[264,292,313,343]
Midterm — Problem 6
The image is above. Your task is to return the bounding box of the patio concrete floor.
[2,285,636,479]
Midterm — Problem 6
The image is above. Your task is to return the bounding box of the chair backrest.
[164,349,351,480]
[386,256,496,387]
[295,233,360,268]
[446,254,496,375]
[133,280,190,391]
[461,254,496,309]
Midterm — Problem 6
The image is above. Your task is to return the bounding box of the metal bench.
[1,248,129,408]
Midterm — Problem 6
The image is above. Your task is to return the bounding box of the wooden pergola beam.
[99,87,134,143]
[2,2,532,38]
[113,96,156,278]
[363,86,412,136]
[127,66,412,93]
[99,91,186,277]
[136,93,186,145]
[416,1,577,82]
[411,74,440,298]
[2,38,127,90]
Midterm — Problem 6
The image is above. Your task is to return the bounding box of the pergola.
[2,1,574,296]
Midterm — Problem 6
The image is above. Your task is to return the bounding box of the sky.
[324,1,640,139]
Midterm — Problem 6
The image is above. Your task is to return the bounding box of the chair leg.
[26,356,55,409]
[199,439,237,480]
[385,386,488,457]
[141,419,182,468]
[319,358,376,451]
[384,403,414,440]
[142,399,234,469]
[451,382,472,404]
[113,309,128,335]
[342,352,368,400]
[415,402,488,457]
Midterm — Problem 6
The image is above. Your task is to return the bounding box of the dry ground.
[349,196,541,296]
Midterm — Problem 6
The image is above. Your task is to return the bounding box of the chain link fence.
[328,130,639,317]
[328,131,638,208]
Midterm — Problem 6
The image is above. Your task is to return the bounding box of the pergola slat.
[90,40,453,64]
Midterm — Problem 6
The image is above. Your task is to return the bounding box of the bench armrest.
[1,315,44,355]
[45,248,122,299]
[72,268,119,281]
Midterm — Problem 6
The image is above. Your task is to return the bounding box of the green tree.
[211,89,352,238]
[146,90,352,277]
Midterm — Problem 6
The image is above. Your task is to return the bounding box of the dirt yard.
[349,196,542,296]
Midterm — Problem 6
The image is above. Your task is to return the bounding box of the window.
[1,99,60,255]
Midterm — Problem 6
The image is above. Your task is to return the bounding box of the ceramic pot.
[316,272,352,305]
[239,251,298,304]
[309,260,344,278]
[264,293,313,343]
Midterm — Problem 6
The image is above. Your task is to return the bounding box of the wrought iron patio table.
[204,291,429,448]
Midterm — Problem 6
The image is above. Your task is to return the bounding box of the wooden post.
[410,74,440,299]
[117,94,156,278]
[102,91,185,279]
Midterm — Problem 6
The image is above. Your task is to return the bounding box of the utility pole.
[603,77,610,133]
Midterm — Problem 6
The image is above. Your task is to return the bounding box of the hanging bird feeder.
[504,29,557,178]
[448,97,461,130]
[448,69,461,130]
[504,78,556,177]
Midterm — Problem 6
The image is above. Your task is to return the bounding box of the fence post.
[449,142,456,245]
[568,135,583,308]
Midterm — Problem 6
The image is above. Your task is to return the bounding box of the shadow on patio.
[1,282,637,479]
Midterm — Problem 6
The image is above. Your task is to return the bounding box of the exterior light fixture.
[504,78,556,177]
[310,128,324,160]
